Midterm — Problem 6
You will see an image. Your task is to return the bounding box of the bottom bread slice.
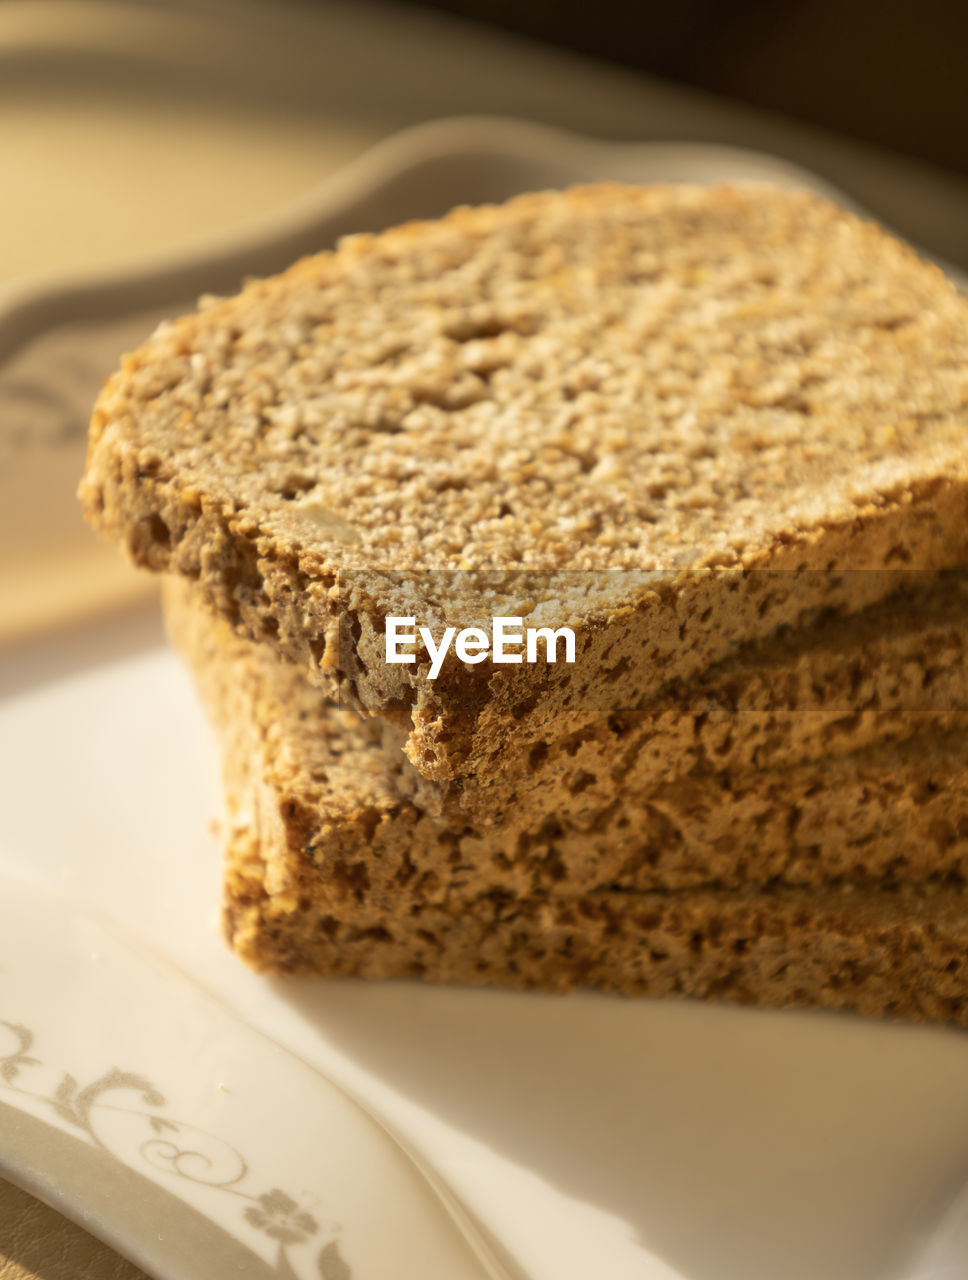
[223,810,968,1024]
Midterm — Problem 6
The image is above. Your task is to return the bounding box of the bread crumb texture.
[81,184,968,788]
[190,582,968,1023]
[82,182,968,581]
[390,570,968,824]
[225,857,968,1027]
[164,579,968,909]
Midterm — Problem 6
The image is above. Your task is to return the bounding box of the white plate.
[4,119,968,1280]
[3,618,968,1280]
[0,874,508,1280]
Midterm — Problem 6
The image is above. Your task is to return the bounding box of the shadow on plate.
[271,976,968,1280]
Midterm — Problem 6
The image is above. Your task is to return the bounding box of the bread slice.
[225,824,968,1026]
[387,570,968,825]
[165,578,968,910]
[171,597,968,1025]
[83,184,968,793]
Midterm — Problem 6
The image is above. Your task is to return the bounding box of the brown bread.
[164,579,968,926]
[83,184,968,794]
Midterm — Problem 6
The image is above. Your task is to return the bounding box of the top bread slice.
[80,183,968,780]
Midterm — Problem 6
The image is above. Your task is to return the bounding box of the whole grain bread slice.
[225,819,968,1026]
[165,578,968,905]
[196,609,968,1025]
[388,570,968,825]
[85,184,968,786]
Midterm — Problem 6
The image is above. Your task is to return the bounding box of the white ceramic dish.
[5,113,968,1280]
[0,875,508,1280]
[3,625,968,1280]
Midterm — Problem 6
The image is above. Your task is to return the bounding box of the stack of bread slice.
[81,184,968,1024]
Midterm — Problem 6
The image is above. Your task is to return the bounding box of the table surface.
[3,1,968,1276]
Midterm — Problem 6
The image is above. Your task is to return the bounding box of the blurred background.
[422,0,968,178]
[1,2,967,1275]
[4,0,967,283]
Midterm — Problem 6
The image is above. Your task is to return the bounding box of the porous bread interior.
[83,184,968,782]
[164,578,968,904]
[387,570,968,824]
[221,789,968,1026]
[166,579,968,1021]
